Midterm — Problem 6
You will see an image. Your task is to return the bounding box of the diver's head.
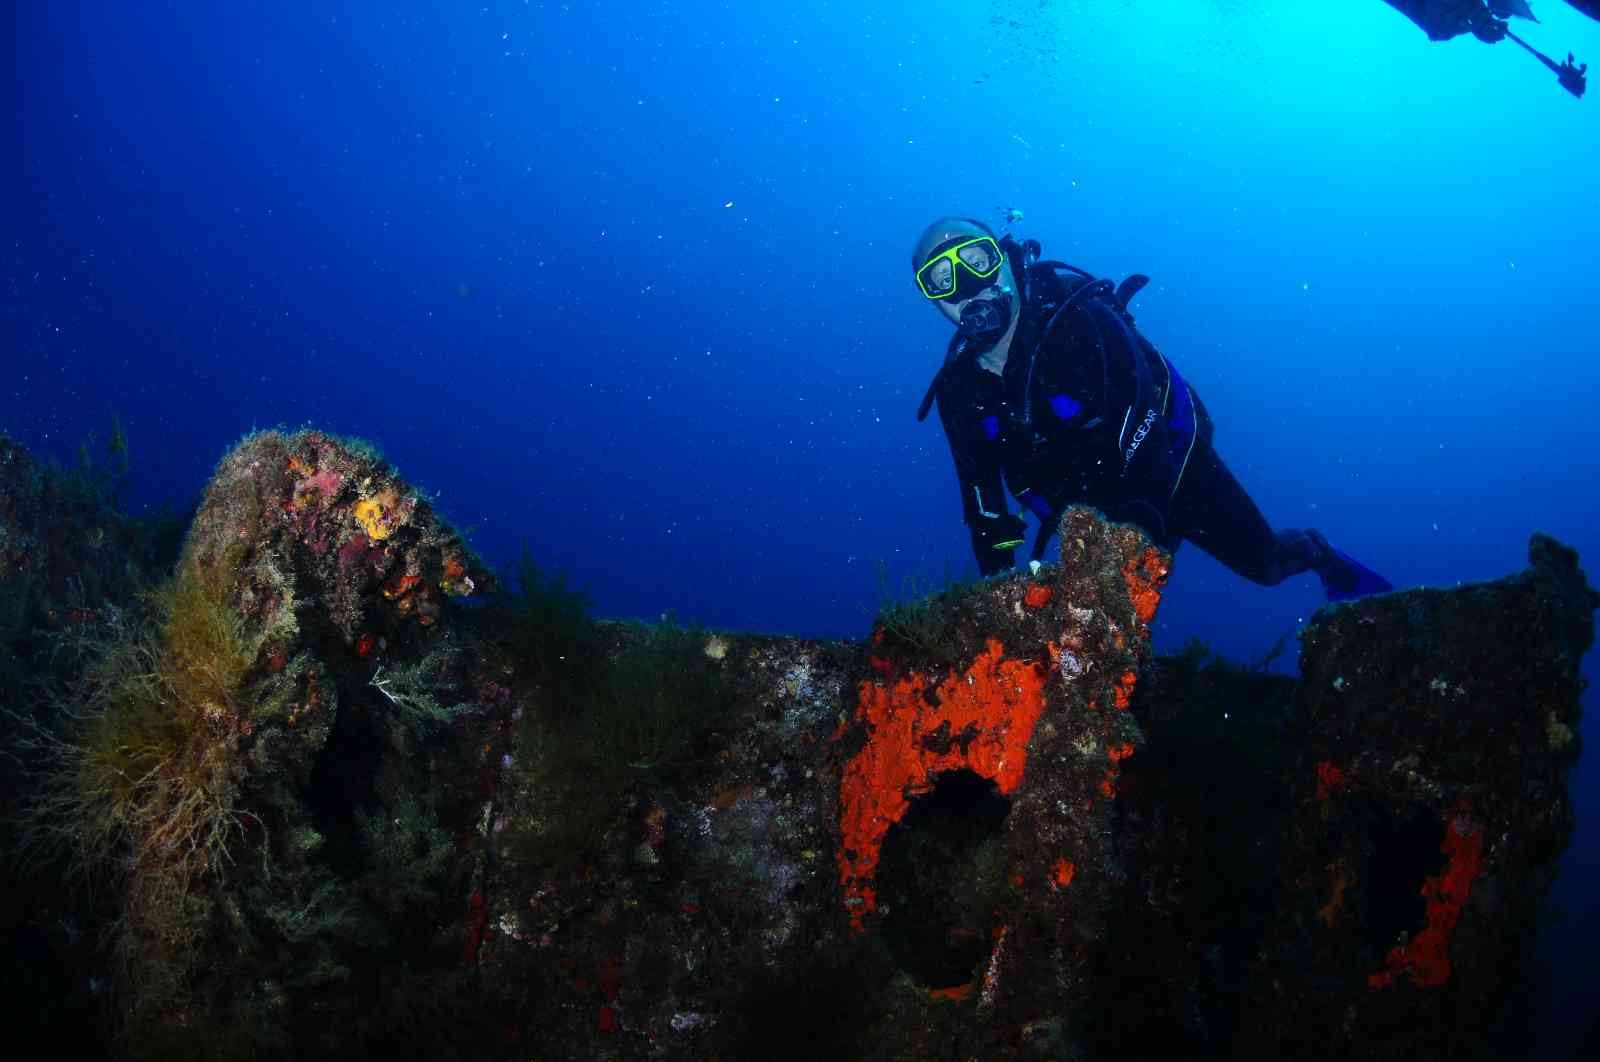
[912,216,1016,345]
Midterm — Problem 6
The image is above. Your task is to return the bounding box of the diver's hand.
[970,512,1028,576]
[980,513,1028,552]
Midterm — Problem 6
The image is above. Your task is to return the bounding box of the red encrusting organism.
[837,638,1049,930]
[1314,760,1347,801]
[1112,670,1138,710]
[928,981,975,1002]
[1121,545,1170,626]
[1368,809,1486,990]
[1097,742,1137,800]
[462,889,487,965]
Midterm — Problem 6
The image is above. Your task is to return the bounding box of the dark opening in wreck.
[1363,801,1447,963]
[874,769,1013,989]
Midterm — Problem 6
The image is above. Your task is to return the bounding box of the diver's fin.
[1319,547,1394,602]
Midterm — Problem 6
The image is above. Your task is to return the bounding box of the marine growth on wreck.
[1,436,1592,1061]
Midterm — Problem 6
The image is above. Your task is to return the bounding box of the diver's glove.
[970,512,1028,577]
[1307,530,1394,602]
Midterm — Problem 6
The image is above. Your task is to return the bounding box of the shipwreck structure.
[1,430,1590,1060]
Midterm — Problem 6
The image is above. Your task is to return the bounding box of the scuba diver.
[1381,0,1589,96]
[911,216,1393,601]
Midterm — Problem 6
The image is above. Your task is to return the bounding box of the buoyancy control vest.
[918,236,1213,553]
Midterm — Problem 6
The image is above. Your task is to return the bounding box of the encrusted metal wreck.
[2,432,1591,1061]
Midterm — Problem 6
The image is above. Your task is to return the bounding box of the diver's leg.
[1170,445,1391,597]
[1167,444,1322,586]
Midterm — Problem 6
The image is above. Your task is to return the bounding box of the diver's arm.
[936,389,1025,576]
[965,487,1027,576]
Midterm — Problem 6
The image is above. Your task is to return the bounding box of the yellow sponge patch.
[353,492,397,541]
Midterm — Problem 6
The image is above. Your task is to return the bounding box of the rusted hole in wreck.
[874,769,1011,989]
[1363,802,1446,959]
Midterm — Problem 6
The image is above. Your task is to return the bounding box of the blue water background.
[10,2,1599,1055]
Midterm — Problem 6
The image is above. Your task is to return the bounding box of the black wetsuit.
[928,253,1326,585]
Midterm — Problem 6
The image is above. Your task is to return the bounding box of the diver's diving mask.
[915,235,1005,301]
